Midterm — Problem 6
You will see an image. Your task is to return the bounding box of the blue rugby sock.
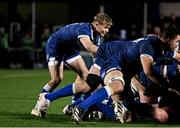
[71,97,83,106]
[72,94,82,103]
[96,102,115,120]
[79,87,109,111]
[72,93,91,106]
[45,83,73,102]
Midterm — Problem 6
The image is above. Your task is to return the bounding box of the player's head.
[92,13,113,36]
[160,24,180,51]
[93,13,113,26]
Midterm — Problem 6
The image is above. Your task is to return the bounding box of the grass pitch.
[0,69,179,127]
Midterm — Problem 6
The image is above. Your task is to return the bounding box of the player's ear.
[95,22,99,28]
[164,37,170,43]
[169,37,172,42]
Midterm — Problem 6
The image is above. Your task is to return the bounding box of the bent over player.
[31,13,112,117]
[71,25,180,124]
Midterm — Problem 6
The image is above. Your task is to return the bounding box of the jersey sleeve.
[165,51,176,58]
[77,25,91,39]
[140,42,155,60]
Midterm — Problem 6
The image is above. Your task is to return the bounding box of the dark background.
[0,1,180,69]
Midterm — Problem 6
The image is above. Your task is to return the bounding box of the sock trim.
[72,83,76,94]
[104,86,113,97]
[43,84,52,92]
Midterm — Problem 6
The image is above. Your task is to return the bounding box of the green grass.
[0,69,179,127]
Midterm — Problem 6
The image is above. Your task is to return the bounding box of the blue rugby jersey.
[46,22,103,53]
[125,35,174,74]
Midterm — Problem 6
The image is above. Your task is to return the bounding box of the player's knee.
[107,76,125,93]
[154,107,169,123]
[73,82,91,93]
[115,84,124,93]
[86,74,102,92]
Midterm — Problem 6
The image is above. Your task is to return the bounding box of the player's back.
[125,35,159,73]
[103,40,132,56]
[126,35,158,62]
[53,22,91,42]
[94,40,132,70]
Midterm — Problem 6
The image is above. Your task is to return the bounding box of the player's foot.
[31,108,46,117]
[31,100,39,115]
[72,106,85,125]
[37,93,50,112]
[63,105,73,116]
[31,93,47,117]
[114,101,128,123]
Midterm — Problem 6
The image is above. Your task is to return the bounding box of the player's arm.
[80,36,98,56]
[173,51,180,62]
[140,55,168,87]
[140,55,158,84]
[139,41,169,87]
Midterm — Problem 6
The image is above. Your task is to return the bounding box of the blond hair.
[93,13,113,26]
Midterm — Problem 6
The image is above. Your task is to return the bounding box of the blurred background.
[0,0,180,69]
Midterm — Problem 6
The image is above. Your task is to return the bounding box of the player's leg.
[71,64,101,103]
[63,93,91,116]
[114,75,159,123]
[43,56,90,102]
[37,55,102,116]
[45,60,102,101]
[31,59,63,117]
[82,69,124,110]
[71,76,83,103]
[86,99,115,121]
[112,76,144,123]
[37,55,93,114]
[45,61,64,92]
[72,69,125,124]
[36,56,86,113]
[112,94,130,123]
[36,57,85,117]
[62,65,103,117]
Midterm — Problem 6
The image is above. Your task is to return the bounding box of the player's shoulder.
[143,34,159,40]
[63,22,88,28]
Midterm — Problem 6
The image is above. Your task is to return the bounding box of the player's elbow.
[143,70,153,78]
[86,47,97,55]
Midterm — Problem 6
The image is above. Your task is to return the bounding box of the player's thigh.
[74,64,99,83]
[67,56,89,80]
[48,62,64,80]
[89,64,100,76]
